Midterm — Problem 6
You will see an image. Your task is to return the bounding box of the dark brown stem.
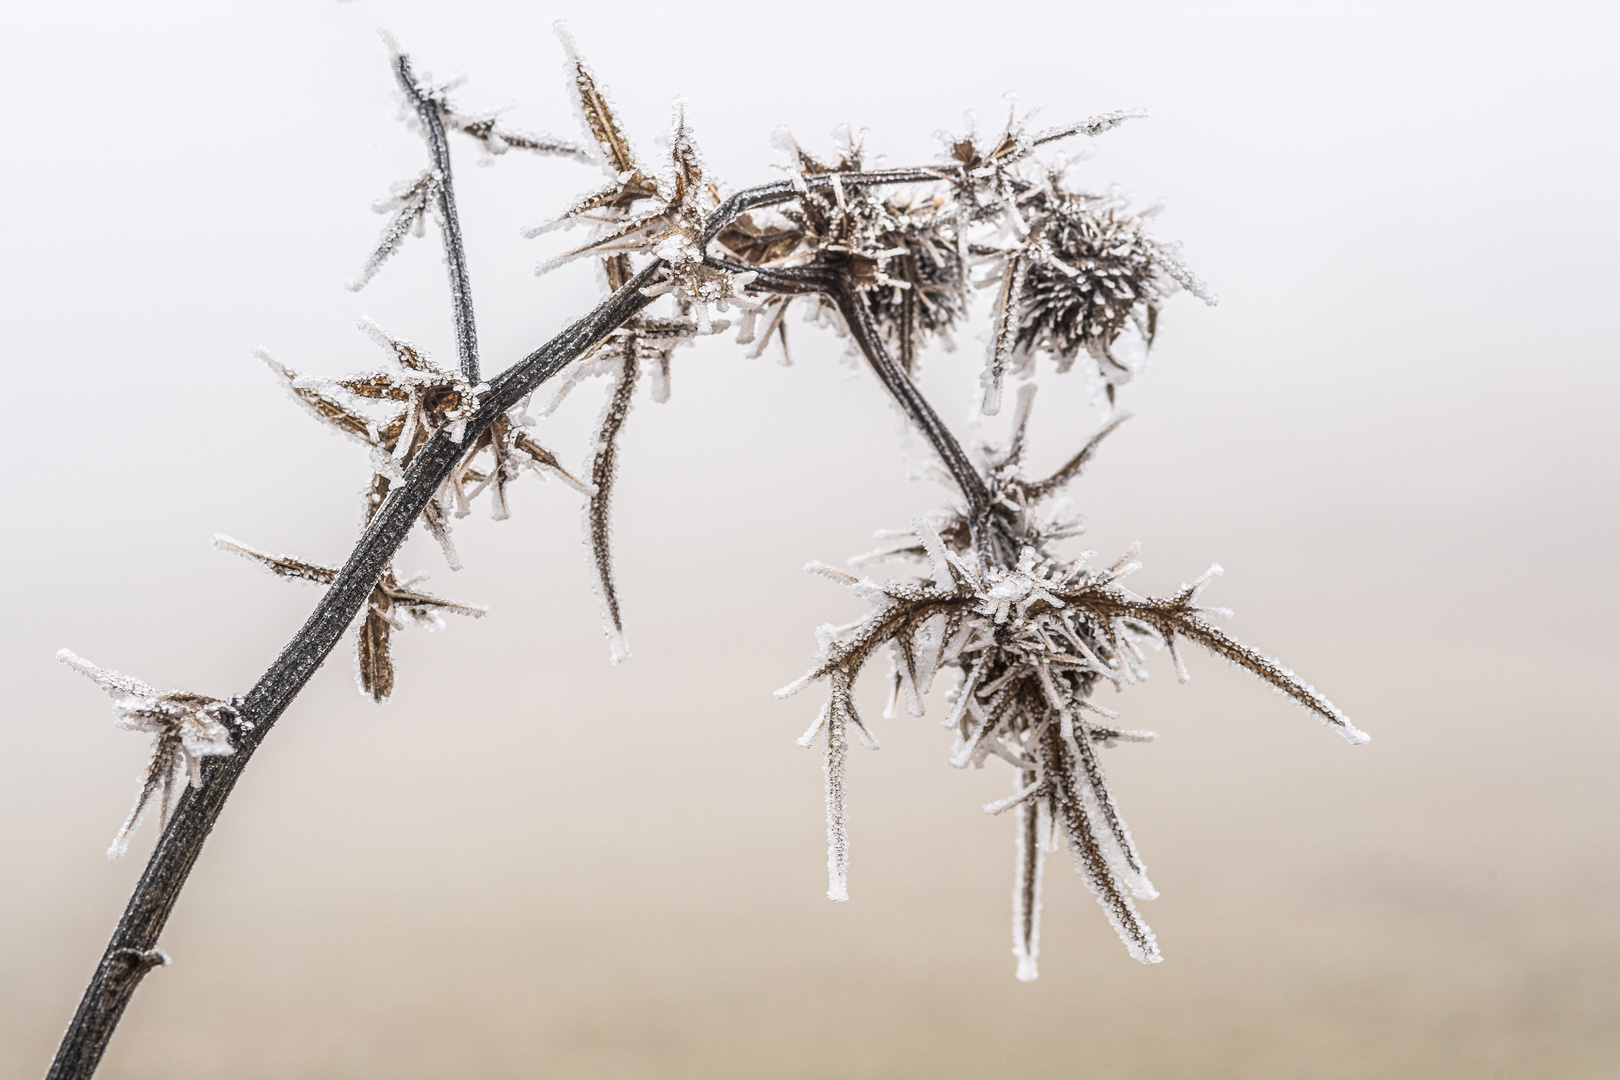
[50,165,967,1080]
[829,284,1014,565]
[44,264,660,1080]
[702,168,953,248]
[395,53,480,384]
[701,167,1010,563]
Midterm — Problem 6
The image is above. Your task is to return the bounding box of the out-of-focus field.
[3,2,1616,1078]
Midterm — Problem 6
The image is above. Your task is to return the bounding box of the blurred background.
[2,1,1616,1077]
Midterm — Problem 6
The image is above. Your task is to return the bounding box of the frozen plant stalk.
[47,27,1365,1080]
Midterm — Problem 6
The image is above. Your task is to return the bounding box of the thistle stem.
[51,164,973,1080]
[44,266,660,1080]
[395,53,481,384]
[702,168,953,248]
[704,169,1006,564]
[830,284,1013,565]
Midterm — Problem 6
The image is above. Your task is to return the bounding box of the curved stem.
[395,53,480,384]
[829,284,1013,564]
[45,264,660,1080]
[703,167,954,247]
[701,169,1011,562]
[50,164,972,1080]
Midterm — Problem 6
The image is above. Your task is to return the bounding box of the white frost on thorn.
[57,650,239,858]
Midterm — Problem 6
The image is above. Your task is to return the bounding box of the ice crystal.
[57,650,241,858]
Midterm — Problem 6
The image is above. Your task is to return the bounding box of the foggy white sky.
[2,2,1616,1077]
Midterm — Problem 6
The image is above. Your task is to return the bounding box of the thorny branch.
[49,26,1359,1080]
[828,282,1003,556]
[46,257,661,1080]
[391,52,480,384]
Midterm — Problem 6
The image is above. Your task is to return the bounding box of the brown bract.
[212,536,485,703]
[56,651,241,858]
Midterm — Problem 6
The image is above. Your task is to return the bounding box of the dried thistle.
[779,388,1365,975]
[48,34,1367,1077]
[944,105,1218,413]
[56,651,242,858]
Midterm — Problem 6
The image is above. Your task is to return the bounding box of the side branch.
[696,168,1002,561]
[702,168,954,247]
[829,284,1007,562]
[395,52,480,384]
[45,263,662,1080]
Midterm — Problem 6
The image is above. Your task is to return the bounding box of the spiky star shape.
[780,386,1365,976]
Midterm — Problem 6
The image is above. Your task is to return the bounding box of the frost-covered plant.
[45,27,1363,1080]
[777,384,1366,976]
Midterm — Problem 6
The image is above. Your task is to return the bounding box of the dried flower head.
[715,130,968,372]
[935,106,1219,413]
[780,388,1364,976]
[1011,184,1217,399]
